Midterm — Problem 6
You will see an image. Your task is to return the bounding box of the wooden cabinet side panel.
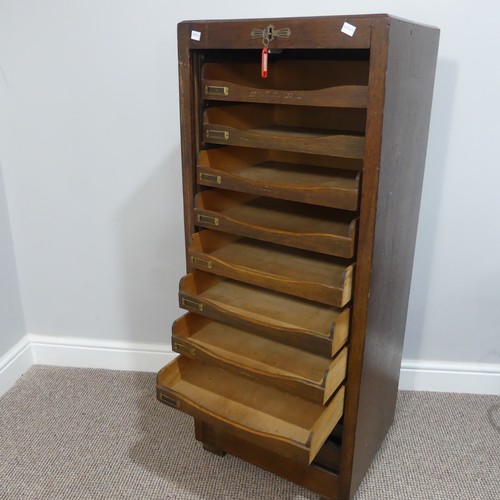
[178,23,199,270]
[338,17,390,500]
[347,18,440,499]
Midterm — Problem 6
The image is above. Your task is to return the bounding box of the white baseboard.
[400,359,500,395]
[0,335,34,397]
[2,334,499,397]
[28,334,176,373]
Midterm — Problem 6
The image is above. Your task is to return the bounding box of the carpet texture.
[0,365,499,499]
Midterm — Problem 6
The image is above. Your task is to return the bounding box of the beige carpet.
[0,365,499,499]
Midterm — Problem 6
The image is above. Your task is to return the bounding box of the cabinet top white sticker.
[191,30,201,41]
[341,22,356,37]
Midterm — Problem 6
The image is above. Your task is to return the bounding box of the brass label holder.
[205,85,229,96]
[173,342,196,356]
[181,297,204,312]
[160,393,179,408]
[199,172,222,184]
[190,255,213,269]
[206,129,229,141]
[197,214,219,227]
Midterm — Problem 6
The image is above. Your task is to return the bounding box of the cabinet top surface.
[180,14,388,22]
[179,14,438,29]
[178,15,438,51]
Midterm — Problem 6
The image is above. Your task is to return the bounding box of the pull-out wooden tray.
[197,147,360,210]
[178,272,349,357]
[188,231,353,307]
[203,105,365,158]
[172,313,348,404]
[202,60,369,107]
[156,356,345,464]
[194,190,357,258]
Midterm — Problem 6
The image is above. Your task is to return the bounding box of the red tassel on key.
[261,47,269,78]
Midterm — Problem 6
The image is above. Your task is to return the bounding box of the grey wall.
[0,1,498,370]
[0,163,25,357]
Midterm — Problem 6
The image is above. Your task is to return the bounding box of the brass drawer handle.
[206,129,229,141]
[190,255,213,269]
[173,342,196,356]
[205,85,229,96]
[181,298,204,312]
[160,394,179,408]
[199,172,222,184]
[197,214,219,227]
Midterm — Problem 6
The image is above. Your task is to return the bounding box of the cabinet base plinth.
[202,442,227,457]
[193,418,340,499]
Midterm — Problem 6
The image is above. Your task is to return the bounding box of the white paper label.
[341,22,356,37]
[191,30,201,41]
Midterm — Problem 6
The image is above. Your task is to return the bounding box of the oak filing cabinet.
[156,14,439,499]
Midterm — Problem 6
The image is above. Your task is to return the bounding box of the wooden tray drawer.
[172,313,347,404]
[203,105,365,158]
[194,190,358,258]
[178,272,349,357]
[197,147,361,211]
[202,60,369,108]
[156,356,345,465]
[188,231,353,307]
